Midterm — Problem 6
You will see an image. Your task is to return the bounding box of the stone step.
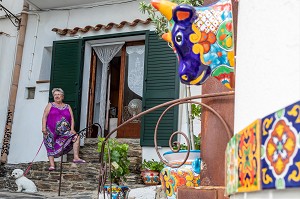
[68,138,142,168]
[2,162,143,192]
[1,138,144,193]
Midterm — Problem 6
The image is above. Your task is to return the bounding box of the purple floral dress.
[44,103,75,158]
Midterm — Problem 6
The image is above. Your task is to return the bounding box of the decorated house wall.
[4,0,155,164]
[0,1,23,157]
[1,0,200,164]
[232,0,300,198]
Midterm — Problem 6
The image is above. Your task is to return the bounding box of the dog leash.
[24,140,44,176]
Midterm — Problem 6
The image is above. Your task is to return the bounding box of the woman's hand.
[42,130,48,136]
[70,130,78,142]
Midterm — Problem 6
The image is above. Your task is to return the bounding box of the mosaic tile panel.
[225,134,239,195]
[261,100,300,189]
[237,120,261,192]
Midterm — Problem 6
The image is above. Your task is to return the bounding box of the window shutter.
[141,31,179,146]
[49,39,84,131]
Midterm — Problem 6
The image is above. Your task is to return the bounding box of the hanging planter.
[160,150,201,199]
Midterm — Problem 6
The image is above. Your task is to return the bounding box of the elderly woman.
[42,88,85,171]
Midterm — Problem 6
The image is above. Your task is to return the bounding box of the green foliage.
[98,138,130,185]
[172,134,201,150]
[191,104,202,120]
[139,0,204,37]
[194,134,201,150]
[141,159,165,171]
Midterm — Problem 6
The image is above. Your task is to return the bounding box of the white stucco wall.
[142,84,202,161]
[233,0,300,198]
[0,1,22,154]
[0,0,24,15]
[5,0,153,163]
[1,0,203,164]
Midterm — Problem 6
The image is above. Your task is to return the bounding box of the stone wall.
[0,138,143,193]
[0,162,99,192]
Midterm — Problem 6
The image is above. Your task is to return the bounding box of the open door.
[87,41,145,138]
[116,42,145,138]
[86,50,98,138]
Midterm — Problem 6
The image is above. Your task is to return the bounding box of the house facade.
[0,0,200,164]
[1,0,299,198]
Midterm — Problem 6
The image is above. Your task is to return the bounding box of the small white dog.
[11,169,37,193]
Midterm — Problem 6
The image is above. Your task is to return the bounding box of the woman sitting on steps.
[42,88,85,171]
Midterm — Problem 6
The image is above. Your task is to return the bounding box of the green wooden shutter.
[49,39,84,131]
[141,31,179,146]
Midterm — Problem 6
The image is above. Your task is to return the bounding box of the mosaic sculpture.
[151,0,235,89]
[160,150,201,199]
[225,100,300,195]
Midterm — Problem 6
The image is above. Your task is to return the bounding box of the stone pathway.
[0,190,96,199]
[0,185,166,199]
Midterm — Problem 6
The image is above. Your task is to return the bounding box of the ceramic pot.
[103,185,130,199]
[160,150,201,199]
[141,170,160,185]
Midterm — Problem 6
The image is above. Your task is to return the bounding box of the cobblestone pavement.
[0,190,97,199]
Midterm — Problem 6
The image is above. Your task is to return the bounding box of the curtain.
[126,45,145,97]
[93,43,124,135]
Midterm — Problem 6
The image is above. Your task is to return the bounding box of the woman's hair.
[52,88,64,96]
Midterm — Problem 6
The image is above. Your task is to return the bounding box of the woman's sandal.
[48,166,55,171]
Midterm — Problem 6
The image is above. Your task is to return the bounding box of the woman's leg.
[48,156,55,167]
[73,136,80,160]
[72,136,85,163]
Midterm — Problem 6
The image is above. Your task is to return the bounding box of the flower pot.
[141,170,160,185]
[160,150,201,199]
[103,185,130,199]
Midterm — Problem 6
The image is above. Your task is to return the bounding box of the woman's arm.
[42,103,51,135]
[68,105,76,134]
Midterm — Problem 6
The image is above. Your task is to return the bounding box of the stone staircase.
[0,138,144,193]
[69,138,144,186]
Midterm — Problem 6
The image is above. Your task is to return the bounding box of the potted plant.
[160,134,202,199]
[98,138,130,199]
[141,159,165,186]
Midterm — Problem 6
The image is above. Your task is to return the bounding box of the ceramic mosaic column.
[261,100,300,189]
[160,150,201,199]
[237,119,261,192]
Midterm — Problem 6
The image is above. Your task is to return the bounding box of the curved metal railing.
[154,100,232,168]
[97,91,234,197]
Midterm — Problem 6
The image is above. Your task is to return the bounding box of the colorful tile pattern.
[225,100,300,196]
[261,101,300,189]
[160,164,201,199]
[225,134,239,195]
[237,120,261,192]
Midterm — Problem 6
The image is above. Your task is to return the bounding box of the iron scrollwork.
[97,91,234,198]
[0,3,21,29]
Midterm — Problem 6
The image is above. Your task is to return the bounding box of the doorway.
[87,41,145,138]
